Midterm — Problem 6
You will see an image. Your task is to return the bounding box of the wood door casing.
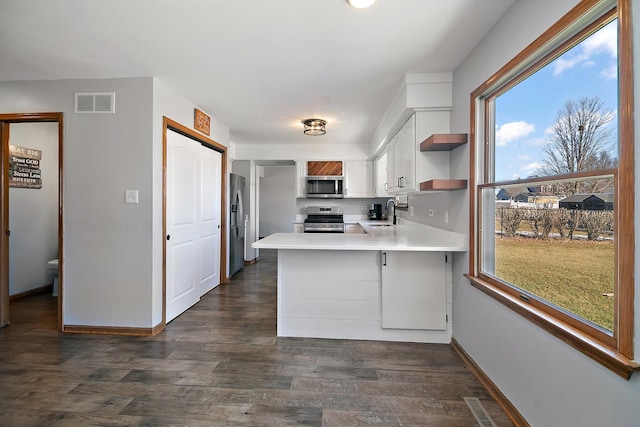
[0,122,8,327]
[0,112,63,330]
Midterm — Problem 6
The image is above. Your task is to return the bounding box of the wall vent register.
[74,92,115,114]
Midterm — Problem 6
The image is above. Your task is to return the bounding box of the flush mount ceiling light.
[347,0,375,9]
[302,118,327,136]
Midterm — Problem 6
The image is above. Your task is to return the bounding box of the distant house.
[513,193,530,203]
[496,188,511,200]
[558,193,614,210]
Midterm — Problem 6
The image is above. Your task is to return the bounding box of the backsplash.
[296,197,392,216]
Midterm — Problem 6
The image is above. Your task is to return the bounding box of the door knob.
[166,234,171,241]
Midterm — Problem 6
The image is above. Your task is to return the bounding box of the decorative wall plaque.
[9,145,42,189]
[194,108,211,136]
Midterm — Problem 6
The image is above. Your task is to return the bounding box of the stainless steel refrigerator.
[229,173,246,277]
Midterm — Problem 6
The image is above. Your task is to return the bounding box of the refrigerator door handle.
[237,190,245,239]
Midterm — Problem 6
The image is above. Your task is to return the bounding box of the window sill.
[464,274,640,379]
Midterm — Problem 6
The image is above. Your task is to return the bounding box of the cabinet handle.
[384,182,388,191]
[382,252,387,266]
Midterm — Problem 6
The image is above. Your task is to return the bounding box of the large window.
[468,0,637,378]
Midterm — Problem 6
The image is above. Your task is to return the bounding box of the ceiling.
[0,0,515,147]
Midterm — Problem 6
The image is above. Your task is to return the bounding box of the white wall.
[449,1,640,426]
[0,78,155,328]
[0,77,231,329]
[8,122,59,295]
[259,166,296,236]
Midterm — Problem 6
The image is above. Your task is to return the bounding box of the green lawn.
[494,237,614,331]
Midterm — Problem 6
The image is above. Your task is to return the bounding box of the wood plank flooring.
[0,250,514,426]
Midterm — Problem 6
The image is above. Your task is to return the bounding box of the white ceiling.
[0,0,515,147]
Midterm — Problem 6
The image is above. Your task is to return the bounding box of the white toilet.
[47,259,59,297]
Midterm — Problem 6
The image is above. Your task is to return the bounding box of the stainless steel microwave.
[305,176,344,198]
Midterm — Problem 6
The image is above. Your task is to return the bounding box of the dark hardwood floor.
[0,250,514,426]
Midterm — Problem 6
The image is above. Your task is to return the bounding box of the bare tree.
[538,97,616,195]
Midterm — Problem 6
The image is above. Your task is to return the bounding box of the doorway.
[162,117,227,326]
[0,113,64,330]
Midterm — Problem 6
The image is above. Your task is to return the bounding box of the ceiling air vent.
[74,92,115,114]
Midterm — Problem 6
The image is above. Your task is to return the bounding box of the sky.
[494,20,618,182]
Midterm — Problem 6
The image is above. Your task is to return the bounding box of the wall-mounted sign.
[9,145,42,189]
[194,108,211,136]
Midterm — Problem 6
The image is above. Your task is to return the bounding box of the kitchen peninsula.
[252,220,466,343]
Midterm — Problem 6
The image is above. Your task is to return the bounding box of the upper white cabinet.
[371,72,469,195]
[374,151,388,197]
[380,110,468,195]
[344,161,373,198]
[387,115,416,194]
[370,72,453,156]
[295,161,306,198]
[386,133,396,193]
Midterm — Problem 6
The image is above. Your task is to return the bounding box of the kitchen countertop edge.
[253,221,467,252]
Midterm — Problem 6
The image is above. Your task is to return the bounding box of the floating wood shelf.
[420,133,468,151]
[419,179,467,191]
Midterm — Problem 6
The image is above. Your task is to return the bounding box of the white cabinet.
[400,114,416,192]
[374,151,388,197]
[381,251,446,330]
[387,115,416,194]
[295,161,307,198]
[344,223,365,234]
[344,161,373,198]
[386,133,396,193]
[293,223,304,233]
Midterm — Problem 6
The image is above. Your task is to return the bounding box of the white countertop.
[254,220,467,252]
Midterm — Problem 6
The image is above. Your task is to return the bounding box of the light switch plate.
[125,190,139,204]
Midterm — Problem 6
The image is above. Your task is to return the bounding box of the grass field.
[494,237,614,331]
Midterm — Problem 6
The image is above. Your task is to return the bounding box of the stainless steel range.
[303,206,344,233]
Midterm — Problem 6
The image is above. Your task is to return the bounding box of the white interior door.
[198,151,221,296]
[166,130,221,322]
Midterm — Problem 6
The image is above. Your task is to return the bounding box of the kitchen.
[226,74,467,345]
[2,0,639,425]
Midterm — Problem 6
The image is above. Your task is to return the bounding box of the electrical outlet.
[445,210,449,224]
[361,205,367,211]
[428,209,434,217]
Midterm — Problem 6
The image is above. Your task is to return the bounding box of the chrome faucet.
[386,199,396,225]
